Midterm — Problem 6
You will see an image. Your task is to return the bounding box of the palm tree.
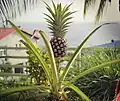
[0,0,39,26]
[84,0,120,21]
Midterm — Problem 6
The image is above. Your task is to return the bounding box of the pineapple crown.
[44,1,75,38]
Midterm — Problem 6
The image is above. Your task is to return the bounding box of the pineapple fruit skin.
[50,37,67,57]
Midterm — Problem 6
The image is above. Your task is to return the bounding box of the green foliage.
[0,62,12,73]
[68,47,120,101]
[26,49,48,85]
[44,1,75,38]
[0,0,39,26]
[81,47,120,77]
[5,20,120,101]
[0,62,13,90]
[0,87,48,101]
[84,0,113,22]
[0,77,30,91]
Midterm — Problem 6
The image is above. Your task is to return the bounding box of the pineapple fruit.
[44,1,74,57]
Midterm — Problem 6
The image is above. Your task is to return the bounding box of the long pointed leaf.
[63,81,91,101]
[44,1,56,19]
[61,3,73,17]
[52,1,57,15]
[20,40,52,84]
[7,20,52,85]
[72,59,120,82]
[38,30,59,91]
[83,0,96,16]
[0,85,49,98]
[60,23,117,82]
[95,0,108,22]
[0,0,39,24]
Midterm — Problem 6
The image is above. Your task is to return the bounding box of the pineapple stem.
[55,58,60,73]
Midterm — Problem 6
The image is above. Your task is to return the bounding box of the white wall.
[0,32,36,65]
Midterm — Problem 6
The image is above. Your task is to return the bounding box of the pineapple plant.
[44,1,74,57]
[5,20,120,101]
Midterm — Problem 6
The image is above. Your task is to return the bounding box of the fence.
[0,46,77,77]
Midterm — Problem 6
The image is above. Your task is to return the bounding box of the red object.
[114,80,120,101]
[0,28,39,40]
[0,28,16,40]
[116,93,120,101]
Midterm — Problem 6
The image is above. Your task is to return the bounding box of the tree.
[0,0,38,26]
[84,0,120,21]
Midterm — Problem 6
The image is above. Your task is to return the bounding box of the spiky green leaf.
[0,85,49,98]
[72,59,120,82]
[44,1,74,37]
[63,81,91,101]
[38,30,59,91]
[7,20,52,85]
[60,23,116,82]
[84,0,96,16]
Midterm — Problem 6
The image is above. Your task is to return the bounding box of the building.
[0,27,40,73]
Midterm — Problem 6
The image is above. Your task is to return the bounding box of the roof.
[0,28,40,40]
[0,28,16,40]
